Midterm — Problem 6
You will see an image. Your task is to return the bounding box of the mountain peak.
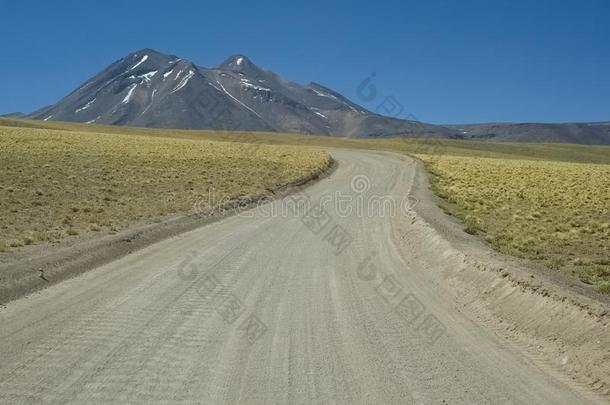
[117,48,180,75]
[218,54,260,73]
[129,48,169,58]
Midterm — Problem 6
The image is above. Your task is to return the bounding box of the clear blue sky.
[1,0,609,124]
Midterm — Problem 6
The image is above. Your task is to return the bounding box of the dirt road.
[0,150,597,404]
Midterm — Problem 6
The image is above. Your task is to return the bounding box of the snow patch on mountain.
[142,89,157,115]
[129,70,158,84]
[170,70,195,94]
[240,79,271,92]
[122,84,137,104]
[75,98,96,113]
[312,88,338,100]
[129,55,149,71]
[216,80,263,119]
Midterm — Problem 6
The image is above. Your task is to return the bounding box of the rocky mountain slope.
[27,49,448,138]
[22,48,610,144]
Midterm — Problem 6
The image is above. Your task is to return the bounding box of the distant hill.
[447,122,610,145]
[1,112,26,118]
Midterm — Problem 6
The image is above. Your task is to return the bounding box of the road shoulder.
[387,151,610,400]
[0,158,336,305]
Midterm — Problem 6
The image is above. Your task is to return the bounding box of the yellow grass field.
[0,125,330,252]
[422,155,610,292]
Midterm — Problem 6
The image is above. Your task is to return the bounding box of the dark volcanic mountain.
[27,48,449,138]
[24,48,610,144]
